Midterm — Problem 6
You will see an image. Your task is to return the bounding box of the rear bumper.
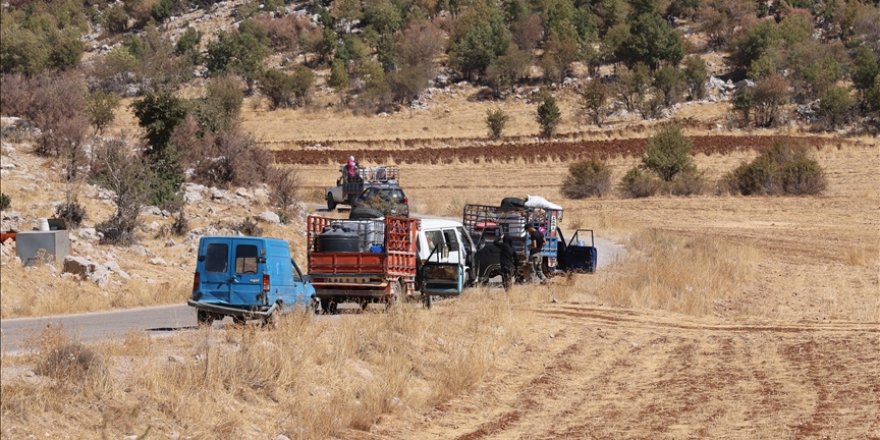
[187,300,277,318]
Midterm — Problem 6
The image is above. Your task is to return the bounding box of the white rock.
[130,244,150,256]
[167,355,185,364]
[148,257,167,266]
[235,188,253,199]
[184,191,202,203]
[143,206,162,216]
[211,189,227,200]
[258,211,280,224]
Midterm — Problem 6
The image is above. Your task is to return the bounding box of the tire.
[349,206,383,219]
[326,193,337,211]
[196,310,214,327]
[386,280,403,311]
[320,299,337,315]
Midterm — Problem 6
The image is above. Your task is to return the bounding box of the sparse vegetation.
[0,192,10,211]
[620,166,660,198]
[485,108,509,140]
[92,139,155,246]
[562,159,612,199]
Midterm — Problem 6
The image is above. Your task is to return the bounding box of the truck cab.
[188,236,315,325]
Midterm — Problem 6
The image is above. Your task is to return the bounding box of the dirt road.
[367,302,880,440]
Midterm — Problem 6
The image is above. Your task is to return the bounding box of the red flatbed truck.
[307,215,423,313]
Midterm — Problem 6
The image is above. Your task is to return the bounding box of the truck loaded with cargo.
[307,214,474,312]
[464,196,597,283]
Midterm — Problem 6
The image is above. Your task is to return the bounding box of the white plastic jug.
[38,218,50,231]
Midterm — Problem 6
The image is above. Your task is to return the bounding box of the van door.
[229,239,264,306]
[420,229,464,295]
[200,240,233,302]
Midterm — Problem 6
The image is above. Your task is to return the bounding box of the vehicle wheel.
[326,193,337,211]
[197,310,214,327]
[320,299,337,315]
[264,303,283,328]
[386,280,403,311]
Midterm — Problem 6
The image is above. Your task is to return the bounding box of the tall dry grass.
[1,288,537,439]
[598,229,761,316]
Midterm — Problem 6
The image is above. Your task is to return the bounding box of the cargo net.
[358,165,399,183]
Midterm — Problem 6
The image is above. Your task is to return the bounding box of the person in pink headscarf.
[345,155,357,180]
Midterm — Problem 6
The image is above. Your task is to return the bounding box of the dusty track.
[364,301,880,440]
[275,135,849,165]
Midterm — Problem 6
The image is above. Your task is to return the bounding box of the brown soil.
[275,135,850,165]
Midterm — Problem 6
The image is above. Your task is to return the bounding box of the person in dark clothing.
[526,224,547,283]
[495,233,517,291]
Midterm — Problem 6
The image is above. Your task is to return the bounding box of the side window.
[457,227,473,253]
[443,229,459,252]
[292,260,303,282]
[205,244,228,272]
[424,230,445,254]
[235,245,259,274]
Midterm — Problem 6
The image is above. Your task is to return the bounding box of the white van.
[416,219,476,297]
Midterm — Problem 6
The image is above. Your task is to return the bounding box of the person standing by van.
[495,232,517,291]
[526,224,547,283]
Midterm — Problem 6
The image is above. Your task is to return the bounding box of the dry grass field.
[3,95,879,438]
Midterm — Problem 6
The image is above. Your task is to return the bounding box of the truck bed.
[307,215,419,278]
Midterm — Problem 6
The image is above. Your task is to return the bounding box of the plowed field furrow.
[370,302,880,440]
[533,305,880,334]
[275,135,843,165]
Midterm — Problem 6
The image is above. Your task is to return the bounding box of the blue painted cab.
[188,236,315,325]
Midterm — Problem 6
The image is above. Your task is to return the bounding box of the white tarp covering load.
[525,195,563,211]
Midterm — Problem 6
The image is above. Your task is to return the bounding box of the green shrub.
[485,107,509,140]
[724,143,826,196]
[642,125,694,181]
[666,168,705,196]
[779,160,826,195]
[536,95,561,138]
[620,166,660,198]
[86,91,120,134]
[562,159,612,199]
[0,192,10,211]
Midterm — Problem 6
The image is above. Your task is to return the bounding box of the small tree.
[818,86,854,130]
[486,46,531,97]
[732,85,754,126]
[653,65,683,107]
[562,159,612,198]
[752,74,789,128]
[328,59,349,93]
[485,107,509,140]
[580,80,608,127]
[86,91,120,134]
[290,66,315,106]
[616,63,651,112]
[683,56,708,100]
[619,167,660,198]
[536,95,562,138]
[0,193,10,211]
[268,167,299,220]
[642,125,693,182]
[92,139,155,246]
[195,75,243,134]
[259,68,296,109]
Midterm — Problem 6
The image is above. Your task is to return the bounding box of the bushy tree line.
[3,0,879,126]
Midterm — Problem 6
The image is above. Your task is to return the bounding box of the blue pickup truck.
[187,236,315,326]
